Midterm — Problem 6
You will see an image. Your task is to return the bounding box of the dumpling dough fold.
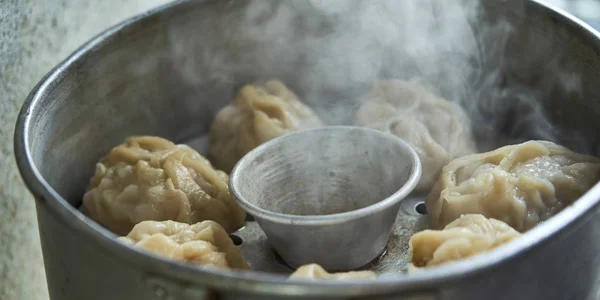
[289,263,376,280]
[409,214,520,271]
[118,220,248,269]
[82,136,246,235]
[427,140,600,232]
[209,80,323,173]
[354,80,476,191]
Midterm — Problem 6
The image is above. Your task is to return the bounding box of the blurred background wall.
[0,1,169,299]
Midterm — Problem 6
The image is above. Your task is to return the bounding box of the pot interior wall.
[24,0,600,207]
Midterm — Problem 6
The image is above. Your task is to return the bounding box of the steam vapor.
[168,0,588,154]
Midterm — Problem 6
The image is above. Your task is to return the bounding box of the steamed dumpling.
[289,263,376,280]
[209,80,323,173]
[82,136,246,235]
[409,214,520,270]
[427,140,600,232]
[118,220,248,269]
[354,80,476,191]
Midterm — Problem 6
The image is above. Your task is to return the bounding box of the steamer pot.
[14,0,600,299]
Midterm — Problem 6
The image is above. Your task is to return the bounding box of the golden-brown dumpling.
[354,80,476,191]
[427,140,600,232]
[82,136,246,235]
[409,214,520,271]
[209,80,323,173]
[118,220,248,269]
[289,263,376,280]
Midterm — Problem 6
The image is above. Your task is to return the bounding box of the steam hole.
[229,234,243,246]
[415,202,427,215]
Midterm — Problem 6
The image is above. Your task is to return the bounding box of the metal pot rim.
[13,0,600,296]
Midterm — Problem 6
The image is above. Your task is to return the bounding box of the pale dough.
[82,136,246,235]
[354,80,476,191]
[426,140,600,232]
[118,220,248,269]
[209,80,323,173]
[409,214,520,271]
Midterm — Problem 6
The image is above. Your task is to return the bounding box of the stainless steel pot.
[13,0,600,299]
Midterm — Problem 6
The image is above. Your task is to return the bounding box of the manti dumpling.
[354,80,476,191]
[118,220,248,269]
[82,136,246,236]
[427,140,600,232]
[209,80,323,173]
[409,214,520,271]
[289,263,376,280]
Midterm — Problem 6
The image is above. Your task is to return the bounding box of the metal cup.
[229,126,422,271]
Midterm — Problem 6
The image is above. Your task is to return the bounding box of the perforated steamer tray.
[186,135,430,275]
